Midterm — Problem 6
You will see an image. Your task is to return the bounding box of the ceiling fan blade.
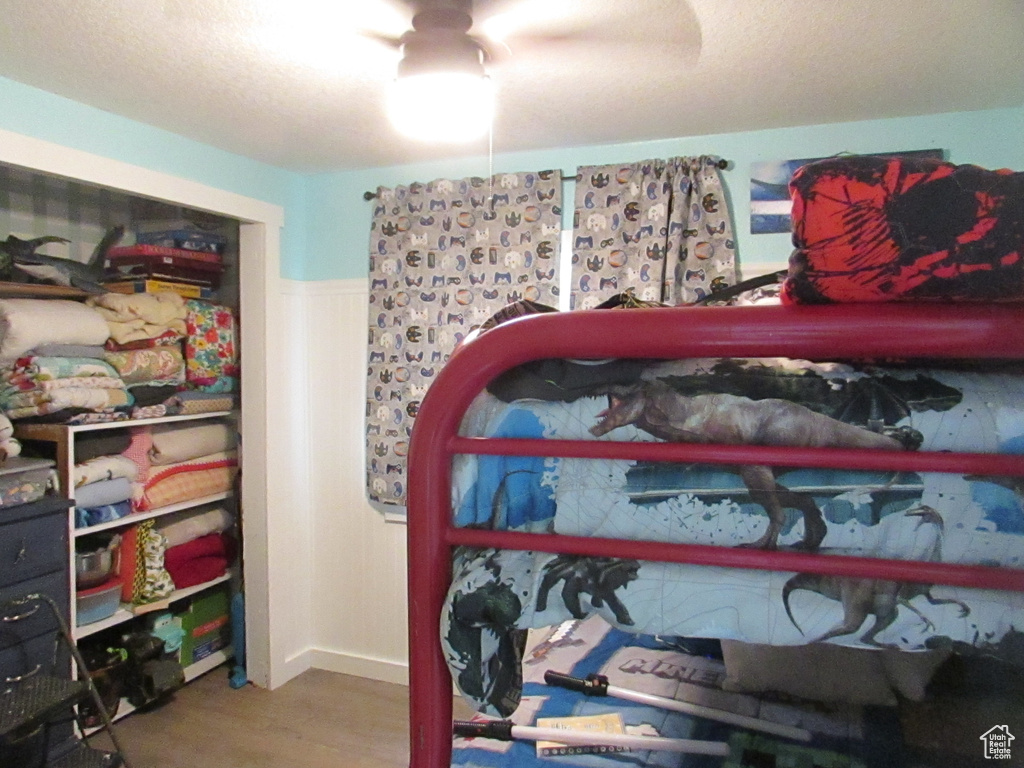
[475,0,702,68]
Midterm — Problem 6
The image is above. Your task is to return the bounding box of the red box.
[107,244,222,264]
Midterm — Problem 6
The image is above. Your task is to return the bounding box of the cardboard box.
[176,586,231,667]
[103,279,215,300]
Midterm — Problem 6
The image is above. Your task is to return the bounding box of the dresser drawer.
[0,572,69,651]
[0,504,67,588]
[0,630,70,687]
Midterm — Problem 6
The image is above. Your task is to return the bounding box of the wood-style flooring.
[109,667,471,768]
[103,655,1024,768]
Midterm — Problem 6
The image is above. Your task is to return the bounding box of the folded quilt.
[0,299,110,362]
[75,500,131,529]
[75,476,133,508]
[87,291,188,345]
[3,388,133,419]
[140,450,238,510]
[32,344,108,359]
[158,507,234,548]
[103,347,185,387]
[4,356,121,383]
[149,422,235,465]
[74,455,139,487]
[132,404,167,420]
[184,301,238,392]
[3,376,125,395]
[164,532,232,589]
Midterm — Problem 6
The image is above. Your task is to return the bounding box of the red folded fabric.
[163,532,233,589]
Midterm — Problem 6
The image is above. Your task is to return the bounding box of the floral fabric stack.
[0,352,132,422]
[183,300,238,394]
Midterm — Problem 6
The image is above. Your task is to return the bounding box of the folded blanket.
[75,431,132,462]
[75,476,133,508]
[4,388,133,420]
[87,292,187,345]
[132,404,167,420]
[163,532,232,590]
[3,376,125,395]
[184,301,238,392]
[0,299,110,362]
[74,455,139,487]
[104,330,183,352]
[140,451,238,511]
[32,344,107,359]
[103,347,185,387]
[149,422,236,466]
[158,507,234,548]
[4,356,121,384]
[75,500,131,529]
[164,392,236,416]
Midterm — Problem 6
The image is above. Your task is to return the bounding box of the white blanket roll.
[0,299,110,363]
[149,421,236,466]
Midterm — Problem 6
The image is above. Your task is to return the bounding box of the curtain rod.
[362,158,730,200]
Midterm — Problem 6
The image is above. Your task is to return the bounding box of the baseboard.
[267,647,316,690]
[308,648,410,686]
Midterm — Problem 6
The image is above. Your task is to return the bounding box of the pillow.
[881,648,952,702]
[720,640,897,706]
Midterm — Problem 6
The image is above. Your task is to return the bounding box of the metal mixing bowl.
[76,546,117,589]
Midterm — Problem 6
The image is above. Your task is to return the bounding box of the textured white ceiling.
[0,0,1021,172]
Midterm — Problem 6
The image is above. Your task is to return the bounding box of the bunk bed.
[405,301,1024,768]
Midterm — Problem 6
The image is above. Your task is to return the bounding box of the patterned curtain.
[366,171,562,507]
[570,156,737,308]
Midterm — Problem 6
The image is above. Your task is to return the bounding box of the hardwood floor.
[110,667,466,768]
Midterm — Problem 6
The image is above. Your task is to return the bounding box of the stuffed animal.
[0,413,21,462]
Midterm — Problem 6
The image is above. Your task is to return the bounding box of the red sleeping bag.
[783,154,1024,304]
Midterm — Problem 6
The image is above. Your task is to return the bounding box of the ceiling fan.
[360,0,505,77]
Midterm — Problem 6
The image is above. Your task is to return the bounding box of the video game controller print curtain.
[366,171,562,508]
[571,156,737,308]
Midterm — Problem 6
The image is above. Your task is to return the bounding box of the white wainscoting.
[285,278,411,686]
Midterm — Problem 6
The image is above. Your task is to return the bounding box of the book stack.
[103,229,227,300]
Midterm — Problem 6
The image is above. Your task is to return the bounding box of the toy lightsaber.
[453,719,731,756]
[545,670,812,743]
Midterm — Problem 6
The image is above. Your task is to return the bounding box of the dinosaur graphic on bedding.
[443,356,1024,715]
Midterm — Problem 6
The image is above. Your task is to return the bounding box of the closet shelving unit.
[15,410,239,726]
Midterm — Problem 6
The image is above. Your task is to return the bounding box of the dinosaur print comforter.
[443,356,1024,716]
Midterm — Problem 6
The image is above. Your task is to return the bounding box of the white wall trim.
[308,648,409,687]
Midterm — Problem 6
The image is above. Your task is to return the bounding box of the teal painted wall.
[2,75,1022,283]
[309,106,1024,282]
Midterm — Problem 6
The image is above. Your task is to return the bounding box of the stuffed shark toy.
[1,225,124,294]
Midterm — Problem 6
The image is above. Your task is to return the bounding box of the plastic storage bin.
[76,578,123,626]
[0,457,56,509]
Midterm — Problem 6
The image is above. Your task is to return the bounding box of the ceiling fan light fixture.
[388,71,494,143]
[386,2,493,144]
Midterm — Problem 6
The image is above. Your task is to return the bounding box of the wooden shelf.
[75,571,234,639]
[0,280,88,299]
[15,410,233,441]
[73,492,233,537]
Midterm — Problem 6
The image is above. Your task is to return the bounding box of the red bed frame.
[405,303,1024,768]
